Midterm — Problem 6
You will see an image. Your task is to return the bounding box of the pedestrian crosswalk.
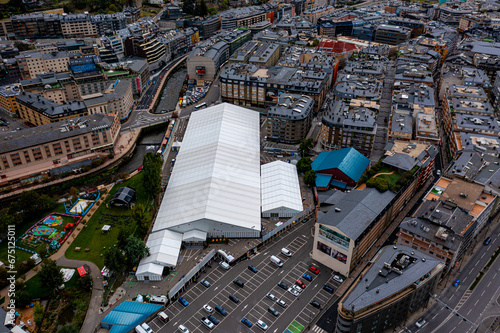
[311,325,329,333]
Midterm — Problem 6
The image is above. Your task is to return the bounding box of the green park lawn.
[65,172,150,269]
[374,167,403,188]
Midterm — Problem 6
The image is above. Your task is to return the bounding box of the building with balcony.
[335,245,444,333]
[374,25,411,46]
[20,72,81,105]
[60,13,97,38]
[266,94,314,144]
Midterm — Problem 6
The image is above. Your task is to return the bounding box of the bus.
[195,102,207,110]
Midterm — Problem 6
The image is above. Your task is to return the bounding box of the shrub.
[366,177,377,187]
[396,176,408,186]
[34,303,44,327]
[366,169,376,178]
[372,162,381,172]
[375,178,389,192]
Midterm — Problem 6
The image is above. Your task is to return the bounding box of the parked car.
[288,287,299,297]
[256,320,268,331]
[302,274,313,282]
[277,281,288,290]
[333,275,344,283]
[295,279,305,289]
[310,300,321,309]
[241,318,253,327]
[281,248,292,256]
[276,299,287,308]
[308,265,320,274]
[453,279,460,287]
[268,306,279,316]
[266,293,277,301]
[248,265,258,273]
[178,297,188,307]
[323,285,334,293]
[207,314,219,325]
[201,317,214,329]
[200,279,210,288]
[203,304,213,313]
[215,305,227,316]
[233,279,244,287]
[229,294,239,303]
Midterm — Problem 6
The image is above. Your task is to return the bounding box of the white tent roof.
[261,161,303,213]
[153,103,262,233]
[183,230,207,242]
[136,262,163,276]
[139,229,183,267]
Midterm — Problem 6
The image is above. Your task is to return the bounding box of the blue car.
[248,265,258,273]
[178,296,189,307]
[453,279,460,287]
[208,314,219,325]
[484,237,492,246]
[302,273,313,282]
[215,305,227,316]
[241,318,252,327]
[323,285,334,293]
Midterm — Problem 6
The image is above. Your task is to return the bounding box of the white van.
[141,323,153,333]
[270,255,283,267]
[281,248,292,257]
[219,261,230,270]
[158,311,169,322]
[135,325,148,333]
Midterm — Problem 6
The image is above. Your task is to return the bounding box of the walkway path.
[372,171,395,178]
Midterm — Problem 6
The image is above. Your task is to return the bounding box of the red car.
[137,166,143,171]
[308,265,320,274]
[296,279,305,289]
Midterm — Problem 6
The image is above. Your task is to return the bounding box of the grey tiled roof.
[342,245,444,312]
[317,187,396,240]
[0,113,114,155]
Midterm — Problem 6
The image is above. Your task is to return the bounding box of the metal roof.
[153,103,261,233]
[100,301,162,331]
[312,148,370,183]
[261,161,303,214]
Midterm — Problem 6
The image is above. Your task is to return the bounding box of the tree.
[199,0,208,16]
[38,259,63,295]
[14,290,31,308]
[219,0,229,10]
[183,0,195,15]
[303,170,317,187]
[33,303,44,327]
[142,153,162,197]
[9,191,56,223]
[299,138,314,157]
[104,247,126,273]
[117,228,129,249]
[77,275,92,292]
[311,39,319,47]
[296,157,312,174]
[208,7,218,15]
[69,187,79,202]
[57,324,79,333]
[132,204,151,238]
[123,235,150,268]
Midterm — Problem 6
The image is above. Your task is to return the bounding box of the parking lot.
[147,219,340,333]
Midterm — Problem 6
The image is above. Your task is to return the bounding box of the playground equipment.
[42,215,63,227]
[32,226,56,237]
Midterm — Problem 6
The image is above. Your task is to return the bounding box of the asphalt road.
[143,219,341,333]
[405,219,500,333]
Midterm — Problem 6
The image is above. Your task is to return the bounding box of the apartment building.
[0,84,20,114]
[21,72,81,105]
[82,79,134,120]
[220,7,268,30]
[15,51,77,80]
[0,114,120,183]
[320,99,378,156]
[61,13,97,38]
[124,33,166,66]
[11,13,63,39]
[266,94,314,144]
[16,91,88,126]
[302,5,335,25]
[398,176,497,271]
[387,18,425,38]
[374,25,412,46]
[91,13,127,37]
[333,77,382,102]
[336,246,444,333]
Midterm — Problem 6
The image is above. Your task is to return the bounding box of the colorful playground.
[16,213,83,256]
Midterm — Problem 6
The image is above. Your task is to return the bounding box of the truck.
[270,255,283,267]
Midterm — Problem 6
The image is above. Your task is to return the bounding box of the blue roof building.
[100,301,162,332]
[311,148,370,190]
